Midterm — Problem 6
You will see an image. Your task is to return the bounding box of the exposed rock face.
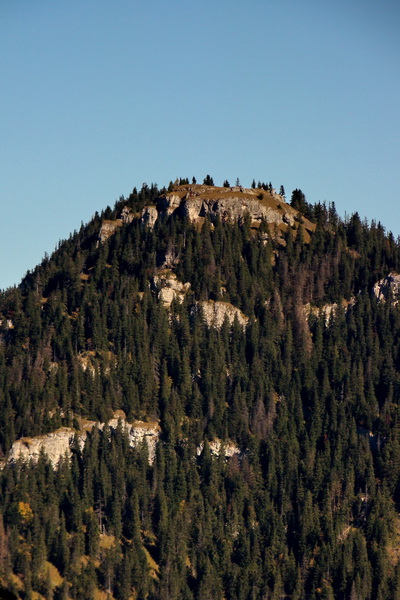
[197,439,241,458]
[160,247,180,269]
[181,197,205,222]
[77,353,97,376]
[126,422,160,463]
[152,270,191,307]
[304,302,340,325]
[304,297,356,324]
[184,193,294,227]
[319,303,339,324]
[8,414,160,467]
[140,205,158,228]
[97,207,133,245]
[0,319,13,329]
[197,300,248,329]
[8,428,80,466]
[120,206,134,224]
[158,193,182,219]
[97,185,315,245]
[76,351,116,377]
[7,421,240,469]
[98,220,122,245]
[373,273,400,304]
[159,184,315,233]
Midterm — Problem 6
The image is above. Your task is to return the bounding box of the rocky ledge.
[96,184,315,247]
[97,206,134,244]
[152,184,315,240]
[196,300,248,329]
[196,439,241,458]
[152,270,191,307]
[6,421,241,469]
[7,413,160,467]
[373,273,400,304]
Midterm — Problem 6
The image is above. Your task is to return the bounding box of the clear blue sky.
[1,0,399,290]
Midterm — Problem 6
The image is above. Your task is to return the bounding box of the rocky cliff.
[7,413,160,467]
[97,184,316,247]
[304,297,356,324]
[8,428,80,467]
[97,206,134,244]
[196,438,241,458]
[7,420,240,468]
[197,300,249,329]
[152,270,191,307]
[152,184,316,242]
[373,273,400,304]
[97,219,123,245]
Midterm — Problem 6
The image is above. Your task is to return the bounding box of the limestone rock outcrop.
[8,428,81,466]
[304,297,356,324]
[182,192,293,227]
[98,220,122,244]
[197,300,248,329]
[7,413,160,467]
[76,350,117,377]
[152,270,191,307]
[196,439,241,458]
[373,273,400,304]
[0,319,13,329]
[158,193,182,219]
[140,205,158,228]
[126,422,160,463]
[97,207,134,245]
[7,420,241,469]
[159,184,315,234]
[120,206,134,224]
[98,184,315,244]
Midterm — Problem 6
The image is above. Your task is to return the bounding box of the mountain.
[1,179,400,599]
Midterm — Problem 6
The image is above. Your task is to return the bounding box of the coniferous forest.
[2,180,400,599]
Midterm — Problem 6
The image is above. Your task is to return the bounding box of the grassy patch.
[99,533,116,550]
[143,546,160,580]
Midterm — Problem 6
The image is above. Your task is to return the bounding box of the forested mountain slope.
[1,180,400,599]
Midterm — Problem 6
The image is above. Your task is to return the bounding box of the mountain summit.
[1,179,400,599]
[99,183,315,246]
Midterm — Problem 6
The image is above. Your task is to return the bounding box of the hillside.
[1,180,400,599]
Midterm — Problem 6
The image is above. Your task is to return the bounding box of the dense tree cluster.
[1,182,400,599]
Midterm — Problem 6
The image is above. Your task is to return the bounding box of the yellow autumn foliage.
[18,501,34,522]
